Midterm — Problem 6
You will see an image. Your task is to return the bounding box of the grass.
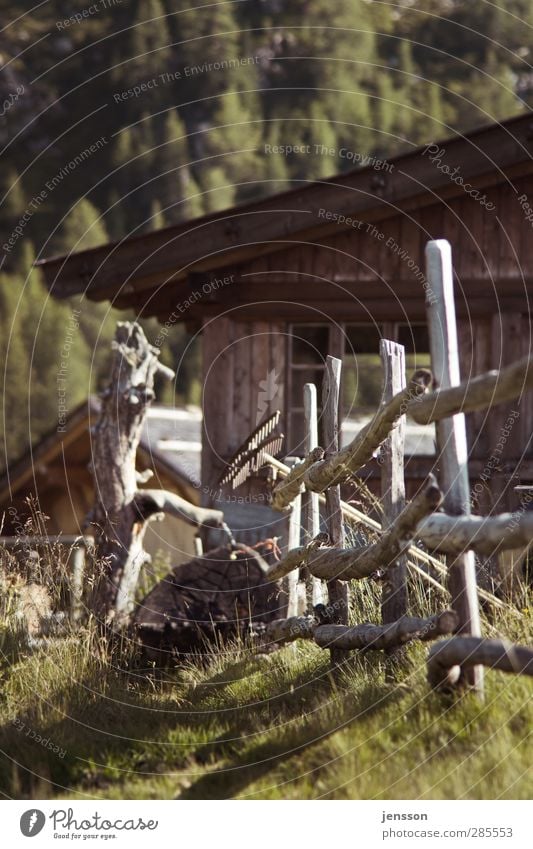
[0,502,531,800]
[0,603,531,800]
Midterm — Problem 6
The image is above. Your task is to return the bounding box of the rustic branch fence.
[263,240,533,695]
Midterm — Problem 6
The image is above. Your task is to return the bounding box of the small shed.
[0,399,203,565]
[40,113,533,542]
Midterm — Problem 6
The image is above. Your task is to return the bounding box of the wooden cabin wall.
[201,315,286,484]
[201,314,288,546]
[224,176,533,512]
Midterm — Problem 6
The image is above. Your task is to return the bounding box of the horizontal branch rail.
[409,355,533,425]
[271,356,533,511]
[427,637,533,689]
[261,453,515,614]
[267,478,442,581]
[260,610,458,650]
[314,610,458,651]
[417,510,533,556]
[270,369,431,508]
[270,448,325,512]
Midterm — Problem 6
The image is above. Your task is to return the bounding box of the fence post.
[303,382,325,607]
[285,458,302,617]
[322,355,349,665]
[425,239,484,695]
[380,339,408,674]
[70,542,86,626]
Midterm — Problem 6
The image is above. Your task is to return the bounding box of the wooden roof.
[0,399,201,509]
[38,113,533,320]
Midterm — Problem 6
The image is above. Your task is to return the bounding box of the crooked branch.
[133,490,225,529]
[270,369,431,510]
[409,355,533,424]
[267,477,442,582]
[417,510,533,556]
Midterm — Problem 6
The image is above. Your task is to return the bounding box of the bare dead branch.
[270,447,324,512]
[134,490,224,529]
[269,370,431,511]
[304,369,432,494]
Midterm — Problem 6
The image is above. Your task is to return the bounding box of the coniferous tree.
[128,0,171,82]
[205,90,263,202]
[153,110,204,223]
[262,120,290,193]
[200,166,235,214]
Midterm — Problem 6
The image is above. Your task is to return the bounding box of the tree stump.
[89,322,225,625]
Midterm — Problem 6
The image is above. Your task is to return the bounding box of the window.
[342,323,385,418]
[397,323,432,373]
[287,323,329,455]
[287,322,435,457]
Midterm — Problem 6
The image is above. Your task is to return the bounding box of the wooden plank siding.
[204,179,533,516]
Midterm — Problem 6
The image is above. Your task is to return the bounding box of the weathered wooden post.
[284,458,302,617]
[380,339,408,674]
[322,356,349,665]
[303,383,325,607]
[425,239,484,695]
[69,541,86,626]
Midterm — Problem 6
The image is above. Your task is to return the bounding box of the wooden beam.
[409,355,533,424]
[380,339,408,674]
[40,113,533,306]
[417,510,533,556]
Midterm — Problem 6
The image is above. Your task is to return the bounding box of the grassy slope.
[0,612,531,801]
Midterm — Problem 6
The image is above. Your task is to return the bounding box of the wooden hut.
[39,113,533,546]
[0,399,202,564]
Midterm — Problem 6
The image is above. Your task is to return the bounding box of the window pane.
[289,411,306,456]
[291,368,324,407]
[345,323,383,355]
[397,323,431,373]
[342,355,383,415]
[291,324,329,364]
[397,323,430,353]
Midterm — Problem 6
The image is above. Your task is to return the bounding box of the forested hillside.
[1,0,531,467]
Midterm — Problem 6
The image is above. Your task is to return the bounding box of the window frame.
[287,320,432,454]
